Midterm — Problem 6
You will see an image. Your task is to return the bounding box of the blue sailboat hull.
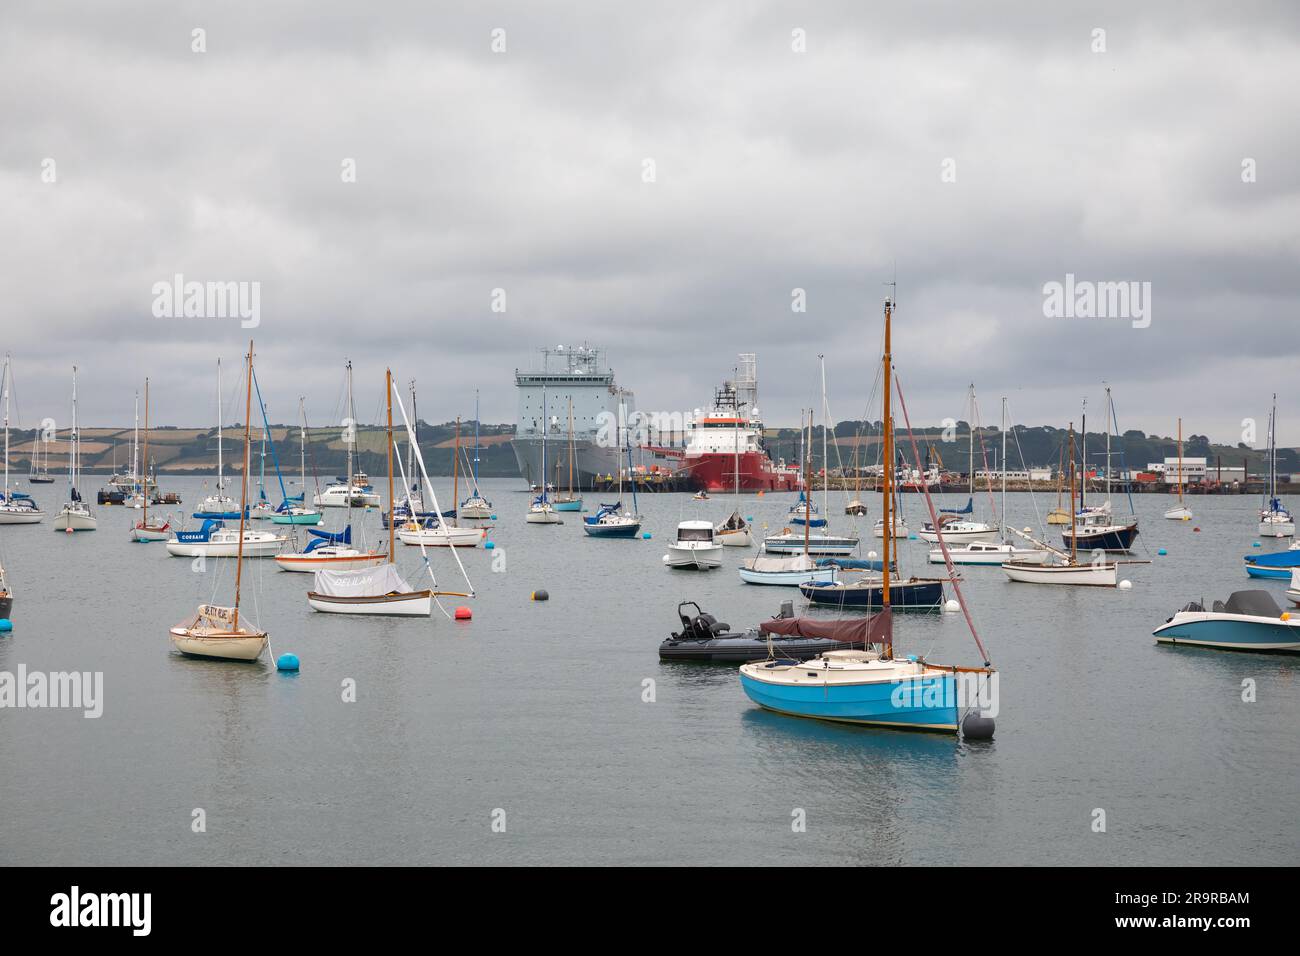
[739,667,959,732]
[1062,524,1139,552]
[797,579,946,609]
[553,499,584,512]
[1244,564,1292,579]
[582,522,641,538]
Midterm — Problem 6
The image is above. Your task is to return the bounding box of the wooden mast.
[1068,423,1077,566]
[387,369,395,562]
[233,341,253,630]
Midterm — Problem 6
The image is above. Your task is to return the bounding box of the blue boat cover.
[304,525,351,553]
[586,502,623,523]
[1243,548,1300,568]
[941,496,974,515]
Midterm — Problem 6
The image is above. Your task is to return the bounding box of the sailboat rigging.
[169,341,269,661]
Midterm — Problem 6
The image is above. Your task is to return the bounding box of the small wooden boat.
[307,564,432,616]
[169,343,269,662]
[130,379,171,542]
[739,297,997,737]
[715,509,753,547]
[844,499,868,516]
[170,604,268,661]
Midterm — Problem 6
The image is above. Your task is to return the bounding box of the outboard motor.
[776,600,794,620]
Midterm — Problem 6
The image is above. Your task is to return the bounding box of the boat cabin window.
[677,527,714,541]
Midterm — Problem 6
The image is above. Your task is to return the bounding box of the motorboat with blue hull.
[1243,543,1300,579]
[798,576,946,609]
[1153,590,1300,654]
[660,602,867,663]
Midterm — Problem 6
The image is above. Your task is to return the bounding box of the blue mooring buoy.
[642,532,652,540]
[276,653,300,672]
[485,540,495,549]
[1157,548,1168,556]
[0,619,12,633]
[1253,541,1261,548]
[490,514,498,520]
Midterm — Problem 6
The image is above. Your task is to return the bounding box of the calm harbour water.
[1,476,1297,866]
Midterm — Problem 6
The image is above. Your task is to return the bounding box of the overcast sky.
[2,1,1297,444]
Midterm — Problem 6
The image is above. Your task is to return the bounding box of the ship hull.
[512,438,668,489]
[680,451,800,493]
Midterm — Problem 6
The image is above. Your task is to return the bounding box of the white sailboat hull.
[1002,560,1117,586]
[1259,519,1294,537]
[274,551,388,572]
[0,509,44,525]
[1164,505,1193,520]
[397,526,485,547]
[52,508,97,531]
[306,590,432,616]
[929,544,1050,565]
[130,525,171,542]
[165,533,286,557]
[525,508,563,524]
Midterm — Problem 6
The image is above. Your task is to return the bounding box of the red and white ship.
[663,358,801,493]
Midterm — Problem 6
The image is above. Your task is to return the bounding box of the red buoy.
[454,606,472,620]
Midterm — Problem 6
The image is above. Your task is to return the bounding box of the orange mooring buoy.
[454,606,472,620]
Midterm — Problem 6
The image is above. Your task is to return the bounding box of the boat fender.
[0,619,12,632]
[276,653,300,672]
[455,606,472,620]
[961,711,995,740]
[531,590,549,602]
[1282,612,1291,621]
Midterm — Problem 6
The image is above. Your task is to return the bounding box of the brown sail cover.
[759,608,893,644]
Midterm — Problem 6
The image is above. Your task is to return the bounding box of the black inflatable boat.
[659,601,866,663]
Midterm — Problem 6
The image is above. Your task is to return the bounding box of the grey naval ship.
[513,345,672,489]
